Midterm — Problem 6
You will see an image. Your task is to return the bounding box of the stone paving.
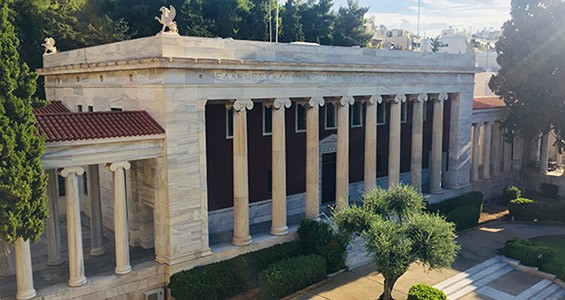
[0,215,154,299]
[293,221,565,300]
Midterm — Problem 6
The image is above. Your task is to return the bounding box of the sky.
[332,0,511,37]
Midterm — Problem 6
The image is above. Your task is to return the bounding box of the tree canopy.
[333,185,459,300]
[0,0,48,243]
[489,0,565,163]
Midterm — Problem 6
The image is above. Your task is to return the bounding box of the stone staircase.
[434,256,565,299]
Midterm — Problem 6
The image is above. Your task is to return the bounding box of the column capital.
[338,96,355,107]
[430,92,448,102]
[272,98,291,110]
[107,161,131,172]
[59,166,84,177]
[231,99,254,112]
[364,95,382,105]
[392,94,406,103]
[308,97,325,107]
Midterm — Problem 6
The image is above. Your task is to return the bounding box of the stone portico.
[0,34,516,299]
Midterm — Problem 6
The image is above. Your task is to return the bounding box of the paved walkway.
[293,221,565,300]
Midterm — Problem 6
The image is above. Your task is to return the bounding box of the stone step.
[447,265,514,299]
[516,279,553,300]
[545,288,565,300]
[533,283,562,300]
[434,256,503,290]
[440,259,508,295]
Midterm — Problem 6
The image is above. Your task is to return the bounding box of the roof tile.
[33,101,71,115]
[473,96,506,110]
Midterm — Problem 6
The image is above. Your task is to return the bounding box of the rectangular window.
[423,101,427,122]
[351,101,363,127]
[296,104,306,132]
[263,105,272,135]
[57,175,65,197]
[325,102,337,129]
[377,102,386,125]
[87,105,94,112]
[226,109,233,139]
[401,102,407,123]
[77,105,83,112]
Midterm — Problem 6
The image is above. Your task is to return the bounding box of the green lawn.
[530,235,565,279]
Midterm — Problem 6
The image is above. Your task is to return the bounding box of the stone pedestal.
[410,94,426,192]
[232,99,253,246]
[60,166,87,287]
[270,98,290,236]
[14,238,36,300]
[336,97,354,211]
[88,165,106,256]
[388,95,404,188]
[45,169,64,266]
[109,161,132,274]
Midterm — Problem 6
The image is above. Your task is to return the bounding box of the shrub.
[258,254,327,300]
[427,192,484,231]
[501,237,554,267]
[502,186,521,204]
[540,183,559,198]
[168,241,303,300]
[446,205,481,231]
[408,284,447,300]
[508,198,538,221]
[297,219,349,273]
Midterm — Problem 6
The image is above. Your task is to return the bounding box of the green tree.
[430,35,443,53]
[489,0,565,184]
[333,185,459,300]
[331,0,371,47]
[280,0,304,42]
[0,1,48,243]
[300,0,334,44]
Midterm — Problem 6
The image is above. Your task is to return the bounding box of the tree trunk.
[519,133,535,192]
[379,277,398,300]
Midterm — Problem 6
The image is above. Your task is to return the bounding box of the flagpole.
[417,0,421,37]
[275,0,279,43]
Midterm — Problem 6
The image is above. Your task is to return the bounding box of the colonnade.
[470,121,513,181]
[227,92,450,246]
[1,162,133,299]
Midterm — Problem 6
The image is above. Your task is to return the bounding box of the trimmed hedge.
[509,198,565,222]
[258,254,327,300]
[408,284,447,300]
[297,219,349,273]
[168,241,303,300]
[501,237,554,267]
[427,192,484,231]
[502,186,521,204]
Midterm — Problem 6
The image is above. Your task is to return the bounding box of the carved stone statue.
[42,37,57,55]
[155,5,178,34]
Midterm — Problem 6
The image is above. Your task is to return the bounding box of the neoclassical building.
[0,34,523,299]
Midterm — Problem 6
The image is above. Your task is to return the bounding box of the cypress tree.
[0,0,48,243]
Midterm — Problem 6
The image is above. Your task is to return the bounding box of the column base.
[270,226,289,236]
[47,257,65,266]
[16,289,36,300]
[430,187,443,194]
[90,247,106,257]
[68,276,87,287]
[115,265,132,275]
[232,236,252,246]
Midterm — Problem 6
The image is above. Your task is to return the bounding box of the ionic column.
[336,96,354,211]
[430,93,447,194]
[503,132,513,173]
[14,238,36,299]
[532,132,542,162]
[481,122,492,179]
[388,95,404,188]
[410,94,427,192]
[512,137,524,171]
[492,123,503,177]
[540,133,549,174]
[270,98,291,236]
[60,166,87,287]
[88,165,105,256]
[364,96,380,193]
[231,99,253,246]
[0,241,15,276]
[46,169,64,266]
[108,161,132,274]
[305,97,324,219]
[471,124,481,182]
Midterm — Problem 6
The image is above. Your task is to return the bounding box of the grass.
[529,235,565,279]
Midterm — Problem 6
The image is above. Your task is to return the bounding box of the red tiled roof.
[35,111,165,142]
[473,96,506,110]
[33,101,71,115]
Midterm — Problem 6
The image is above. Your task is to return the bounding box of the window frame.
[77,104,83,112]
[295,104,307,133]
[262,104,272,136]
[87,105,94,112]
[350,101,363,128]
[325,102,338,130]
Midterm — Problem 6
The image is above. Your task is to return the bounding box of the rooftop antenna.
[417,0,421,37]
